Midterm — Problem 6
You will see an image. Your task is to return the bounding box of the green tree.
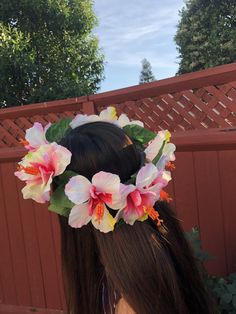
[0,0,105,108]
[139,58,156,84]
[174,0,236,75]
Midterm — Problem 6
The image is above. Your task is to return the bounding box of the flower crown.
[15,107,176,233]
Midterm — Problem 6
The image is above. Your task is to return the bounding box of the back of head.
[57,121,215,314]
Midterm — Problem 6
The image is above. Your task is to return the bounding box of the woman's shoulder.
[115,298,136,314]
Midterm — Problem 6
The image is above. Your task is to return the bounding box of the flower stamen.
[95,202,104,224]
[144,206,163,226]
[166,162,175,171]
[19,138,29,147]
[160,190,172,203]
[18,165,39,176]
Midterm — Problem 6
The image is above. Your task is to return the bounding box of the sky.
[93,0,185,93]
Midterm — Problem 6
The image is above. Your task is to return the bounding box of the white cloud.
[93,0,185,91]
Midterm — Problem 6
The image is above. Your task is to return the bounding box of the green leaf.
[45,117,72,143]
[185,227,212,262]
[227,284,236,295]
[0,1,105,108]
[232,295,236,309]
[49,185,74,213]
[229,274,236,285]
[54,170,77,186]
[221,293,232,304]
[48,203,71,217]
[123,124,156,145]
[152,140,166,165]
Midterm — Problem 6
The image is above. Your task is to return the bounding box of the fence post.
[82,101,96,115]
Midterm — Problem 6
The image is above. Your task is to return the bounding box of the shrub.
[186,228,236,313]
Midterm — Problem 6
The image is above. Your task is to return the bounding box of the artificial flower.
[70,106,118,129]
[99,106,118,121]
[65,171,121,233]
[156,142,176,171]
[144,130,176,170]
[115,113,144,128]
[115,163,170,225]
[70,106,143,129]
[69,114,100,129]
[160,190,172,203]
[20,122,51,151]
[14,143,72,203]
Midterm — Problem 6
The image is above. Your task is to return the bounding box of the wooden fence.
[1,62,236,148]
[0,63,236,313]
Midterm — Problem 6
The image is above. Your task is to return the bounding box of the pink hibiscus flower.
[14,143,72,203]
[65,172,122,233]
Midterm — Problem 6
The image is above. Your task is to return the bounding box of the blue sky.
[93,0,185,93]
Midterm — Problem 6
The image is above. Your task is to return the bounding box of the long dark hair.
[57,121,216,314]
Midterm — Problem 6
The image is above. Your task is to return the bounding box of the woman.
[57,121,216,314]
[15,110,216,314]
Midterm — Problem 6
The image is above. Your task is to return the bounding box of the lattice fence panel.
[0,110,82,148]
[1,80,236,148]
[97,81,236,133]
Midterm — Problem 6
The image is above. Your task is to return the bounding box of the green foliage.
[0,0,105,108]
[45,117,72,143]
[123,124,156,146]
[54,170,78,186]
[187,228,236,313]
[175,0,236,74]
[48,185,73,217]
[185,227,211,262]
[152,141,166,165]
[48,170,77,217]
[139,58,156,84]
[207,274,236,313]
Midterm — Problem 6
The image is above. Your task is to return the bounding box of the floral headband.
[15,107,176,233]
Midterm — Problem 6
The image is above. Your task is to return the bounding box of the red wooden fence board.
[193,151,227,276]
[33,203,62,309]
[0,164,17,304]
[165,180,176,209]
[16,178,46,308]
[50,215,67,311]
[1,162,31,305]
[0,274,3,305]
[172,152,199,231]
[0,304,64,314]
[48,214,63,310]
[218,151,236,274]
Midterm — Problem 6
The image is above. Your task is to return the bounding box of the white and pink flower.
[69,114,100,129]
[70,107,118,129]
[70,106,143,129]
[144,130,176,170]
[14,143,72,203]
[115,113,144,128]
[20,122,51,151]
[115,163,171,225]
[65,172,122,233]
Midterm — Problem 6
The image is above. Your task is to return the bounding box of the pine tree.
[174,0,236,75]
[139,58,156,84]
